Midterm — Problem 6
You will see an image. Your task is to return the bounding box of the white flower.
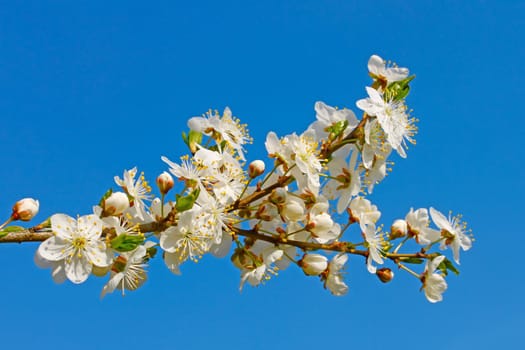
[101,244,150,298]
[308,101,358,140]
[38,214,112,284]
[288,131,322,195]
[114,167,152,221]
[239,242,284,290]
[323,253,349,296]
[162,155,205,190]
[324,145,362,214]
[188,107,250,161]
[368,54,409,85]
[356,87,416,158]
[11,198,39,221]
[430,208,472,264]
[406,208,440,245]
[349,197,381,232]
[422,255,447,303]
[160,209,213,275]
[307,202,340,243]
[363,224,384,274]
[362,118,391,170]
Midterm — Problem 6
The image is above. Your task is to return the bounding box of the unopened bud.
[156,171,174,195]
[248,160,265,178]
[231,248,255,269]
[281,199,305,222]
[299,254,328,276]
[390,219,407,239]
[11,198,39,221]
[376,267,394,283]
[269,188,287,205]
[103,192,130,216]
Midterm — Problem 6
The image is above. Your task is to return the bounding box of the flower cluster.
[1,55,473,302]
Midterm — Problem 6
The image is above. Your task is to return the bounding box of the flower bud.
[103,192,130,216]
[299,254,328,276]
[231,248,255,269]
[156,171,174,195]
[248,160,265,178]
[376,267,394,283]
[308,212,334,235]
[11,198,39,221]
[390,219,407,239]
[281,199,305,222]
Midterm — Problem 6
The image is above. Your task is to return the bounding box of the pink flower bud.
[248,160,265,178]
[104,192,130,216]
[299,254,328,276]
[156,171,174,195]
[11,198,39,221]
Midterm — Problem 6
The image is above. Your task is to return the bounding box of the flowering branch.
[1,55,473,302]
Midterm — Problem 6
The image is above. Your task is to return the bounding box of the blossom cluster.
[0,55,473,302]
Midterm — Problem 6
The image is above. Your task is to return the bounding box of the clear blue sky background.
[0,1,523,349]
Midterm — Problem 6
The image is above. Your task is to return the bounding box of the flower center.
[72,237,86,250]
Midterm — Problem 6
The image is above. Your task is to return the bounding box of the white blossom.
[38,214,112,284]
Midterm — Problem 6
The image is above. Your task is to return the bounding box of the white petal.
[429,207,450,231]
[38,236,69,261]
[163,251,182,275]
[368,54,384,76]
[50,213,75,239]
[85,242,112,267]
[65,255,92,284]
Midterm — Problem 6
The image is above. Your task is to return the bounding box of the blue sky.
[0,1,523,349]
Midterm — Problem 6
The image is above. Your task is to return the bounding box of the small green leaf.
[110,234,144,252]
[0,226,26,238]
[443,258,460,276]
[175,188,200,212]
[146,246,158,259]
[401,257,424,264]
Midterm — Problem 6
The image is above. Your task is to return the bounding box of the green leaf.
[175,188,200,212]
[442,258,460,276]
[146,246,158,259]
[401,257,424,264]
[110,234,145,252]
[0,226,27,238]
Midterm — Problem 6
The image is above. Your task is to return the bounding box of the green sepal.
[175,188,200,212]
[98,188,113,207]
[110,234,145,252]
[326,120,349,140]
[0,226,26,238]
[386,75,415,101]
[401,257,424,264]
